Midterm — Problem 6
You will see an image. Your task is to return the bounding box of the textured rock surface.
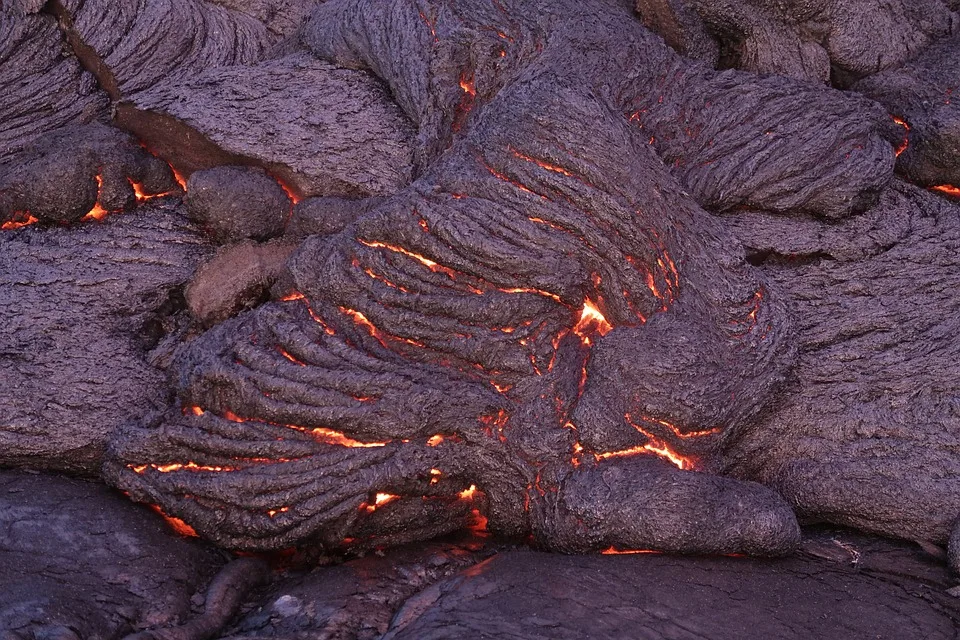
[186,166,291,242]
[119,53,416,198]
[381,531,960,639]
[634,0,959,85]
[0,470,225,640]
[0,11,108,162]
[0,123,181,225]
[0,203,209,474]
[106,0,894,556]
[186,240,299,327]
[855,34,960,190]
[53,0,272,99]
[721,182,960,545]
[222,540,491,639]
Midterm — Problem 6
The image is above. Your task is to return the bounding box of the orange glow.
[275,178,301,204]
[131,461,237,473]
[601,547,658,555]
[81,175,110,221]
[362,265,411,292]
[307,304,336,335]
[469,508,489,535]
[480,159,544,198]
[635,413,720,439]
[221,408,388,448]
[358,238,459,279]
[2,213,39,230]
[311,427,388,448]
[149,505,198,537]
[280,291,305,301]
[188,405,204,416]
[427,434,445,446]
[429,468,442,484]
[364,492,399,513]
[278,347,306,366]
[892,116,910,157]
[933,184,960,197]
[267,506,289,517]
[499,286,563,303]
[131,180,177,202]
[459,72,476,97]
[573,299,613,344]
[459,485,478,500]
[171,167,188,190]
[510,148,574,177]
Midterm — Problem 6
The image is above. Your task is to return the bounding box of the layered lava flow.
[105,0,893,558]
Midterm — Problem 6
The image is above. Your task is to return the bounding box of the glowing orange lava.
[280,291,305,302]
[1,213,39,230]
[573,299,613,344]
[171,167,188,190]
[892,116,910,157]
[267,507,290,517]
[149,505,198,537]
[510,148,575,177]
[459,485,478,500]
[131,180,177,202]
[933,184,960,197]
[601,547,658,555]
[427,434,445,446]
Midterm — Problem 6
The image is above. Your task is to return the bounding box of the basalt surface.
[104,0,904,557]
[1,0,960,612]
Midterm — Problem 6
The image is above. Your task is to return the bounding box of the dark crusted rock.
[126,558,271,640]
[50,0,272,100]
[381,531,960,639]
[950,521,960,574]
[721,182,960,545]
[0,203,209,474]
[0,11,108,162]
[286,196,384,238]
[117,53,416,198]
[106,0,895,557]
[635,0,958,85]
[221,540,490,639]
[185,166,291,242]
[0,122,181,226]
[185,240,299,327]
[0,470,224,640]
[854,34,960,191]
[206,0,318,38]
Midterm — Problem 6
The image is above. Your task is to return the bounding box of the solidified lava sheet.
[3,0,960,600]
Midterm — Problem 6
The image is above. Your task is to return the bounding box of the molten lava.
[1,212,39,230]
[933,184,960,197]
[601,547,658,555]
[573,299,613,345]
[150,505,198,537]
[892,116,910,157]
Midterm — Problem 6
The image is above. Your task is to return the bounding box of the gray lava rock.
[286,196,384,238]
[186,166,290,242]
[185,240,299,327]
[0,470,224,640]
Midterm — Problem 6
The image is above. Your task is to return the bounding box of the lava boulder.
[186,166,290,242]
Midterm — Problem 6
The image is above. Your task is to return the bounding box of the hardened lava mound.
[103,0,899,556]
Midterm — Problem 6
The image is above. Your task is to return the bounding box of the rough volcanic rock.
[854,34,960,191]
[0,470,225,640]
[0,11,108,162]
[118,53,416,198]
[0,123,181,226]
[186,166,291,242]
[286,196,385,238]
[634,0,959,85]
[207,0,318,38]
[721,182,960,545]
[106,0,894,557]
[0,202,209,474]
[47,0,272,100]
[381,531,960,639]
[186,240,299,326]
[222,540,492,639]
